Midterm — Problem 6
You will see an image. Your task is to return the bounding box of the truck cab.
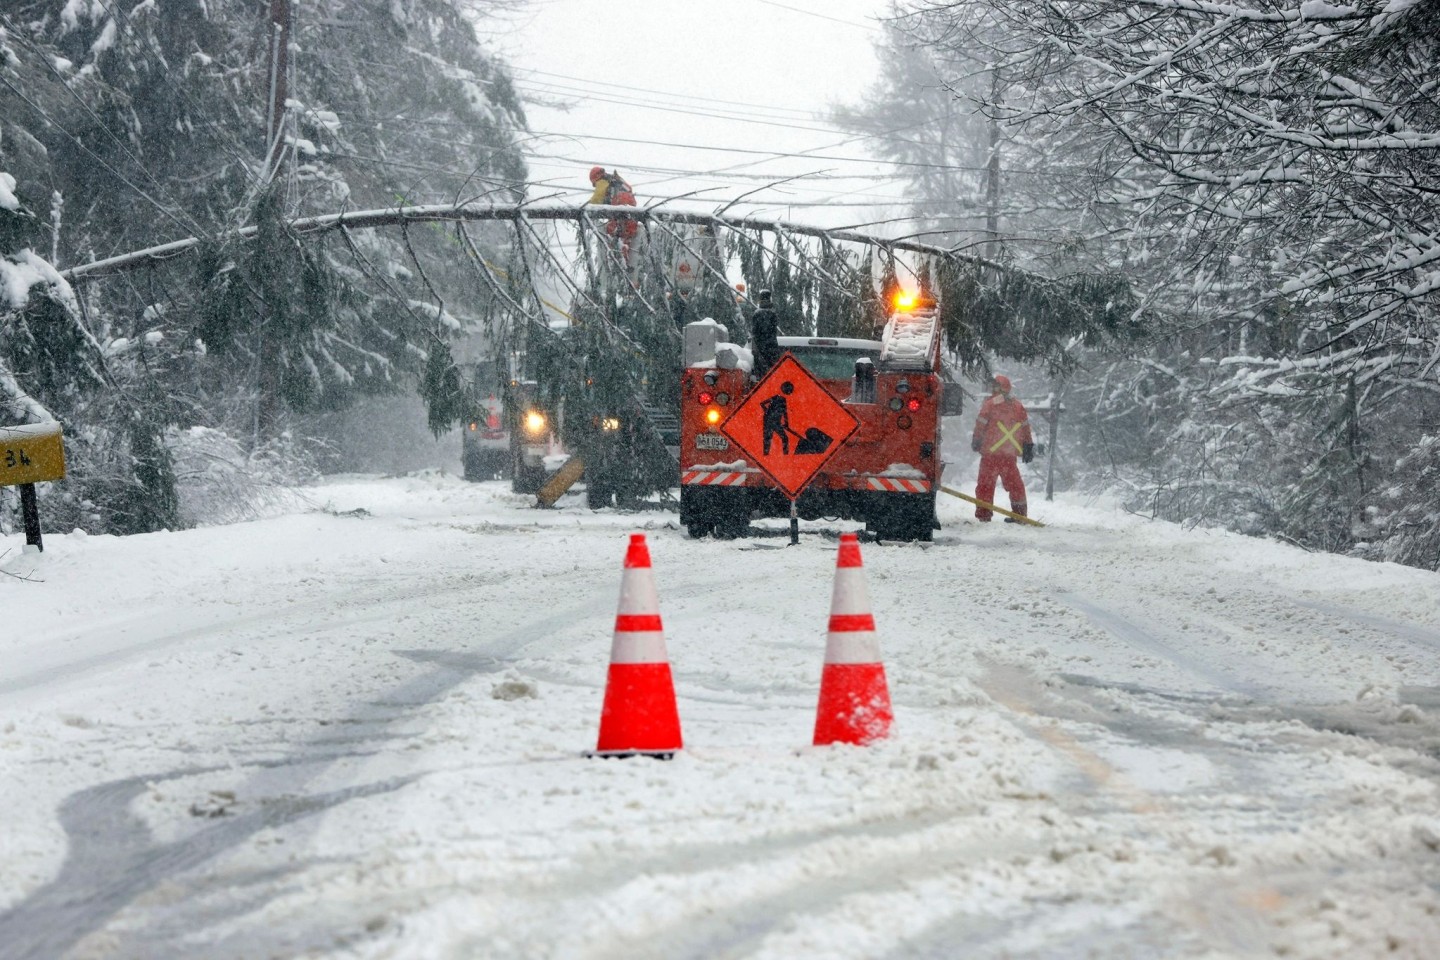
[462,392,509,481]
[678,299,949,541]
[505,379,560,494]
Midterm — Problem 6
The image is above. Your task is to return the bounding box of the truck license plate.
[694,433,729,451]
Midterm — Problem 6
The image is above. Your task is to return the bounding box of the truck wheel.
[467,448,505,482]
[713,490,750,539]
[872,494,935,542]
[586,481,613,510]
[482,448,508,480]
[714,517,748,539]
[512,459,544,495]
[681,487,710,537]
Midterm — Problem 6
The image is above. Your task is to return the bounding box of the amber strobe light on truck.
[893,291,936,313]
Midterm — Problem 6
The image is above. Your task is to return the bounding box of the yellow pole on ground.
[536,456,586,508]
[939,485,1046,527]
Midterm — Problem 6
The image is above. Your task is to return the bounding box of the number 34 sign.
[0,421,66,486]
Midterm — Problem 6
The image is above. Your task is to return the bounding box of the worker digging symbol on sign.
[971,374,1034,522]
[761,381,793,455]
[761,381,835,457]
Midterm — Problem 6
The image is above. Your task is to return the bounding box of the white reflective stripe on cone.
[610,630,669,664]
[828,569,873,616]
[824,630,882,664]
[617,577,660,617]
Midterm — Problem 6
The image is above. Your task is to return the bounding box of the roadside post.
[720,353,859,545]
[1027,395,1064,502]
[1,421,66,553]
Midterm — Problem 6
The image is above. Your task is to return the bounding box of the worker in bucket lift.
[971,374,1034,522]
[586,166,639,268]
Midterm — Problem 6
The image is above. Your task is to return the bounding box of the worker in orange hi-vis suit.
[586,166,639,268]
[971,374,1034,522]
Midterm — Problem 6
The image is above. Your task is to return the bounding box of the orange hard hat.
[588,166,605,183]
[992,374,1012,393]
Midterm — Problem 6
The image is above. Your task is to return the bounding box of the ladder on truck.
[879,304,941,371]
[638,401,681,466]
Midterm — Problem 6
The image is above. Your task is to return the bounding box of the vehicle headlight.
[524,411,548,434]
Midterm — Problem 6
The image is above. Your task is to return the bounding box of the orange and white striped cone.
[813,532,893,746]
[589,533,683,759]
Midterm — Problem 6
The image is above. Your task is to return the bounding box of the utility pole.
[256,0,291,440]
[263,0,291,183]
[984,68,1003,260]
[979,67,1002,263]
[984,126,1000,259]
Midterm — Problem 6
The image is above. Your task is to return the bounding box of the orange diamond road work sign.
[721,352,859,500]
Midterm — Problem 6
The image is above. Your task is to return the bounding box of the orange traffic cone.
[589,533,683,759]
[813,532,893,746]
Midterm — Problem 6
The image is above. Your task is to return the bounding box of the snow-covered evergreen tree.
[1,0,530,531]
[866,0,1439,567]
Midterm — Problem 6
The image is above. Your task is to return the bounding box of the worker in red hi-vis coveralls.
[971,374,1034,522]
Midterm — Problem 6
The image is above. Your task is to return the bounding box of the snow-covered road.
[3,474,1439,959]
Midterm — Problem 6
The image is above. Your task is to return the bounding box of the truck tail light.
[705,407,722,425]
[698,391,714,405]
[906,397,921,412]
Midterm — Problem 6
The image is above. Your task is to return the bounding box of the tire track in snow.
[966,655,1440,959]
[1057,592,1268,700]
[0,570,513,699]
[0,771,418,960]
[1293,600,1440,654]
[0,596,613,960]
[964,667,1290,958]
[1051,591,1440,774]
[594,825,1048,960]
[439,796,1050,960]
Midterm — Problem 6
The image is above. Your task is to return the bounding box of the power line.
[513,67,827,119]
[521,128,1051,176]
[456,58,975,161]
[85,0,266,199]
[524,154,903,191]
[0,12,225,239]
[515,79,827,128]
[518,81,965,156]
[516,83,849,135]
[367,69,985,176]
[519,91,1011,176]
[751,0,880,30]
[284,147,952,214]
[0,73,200,239]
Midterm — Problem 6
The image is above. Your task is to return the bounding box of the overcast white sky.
[495,0,910,232]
